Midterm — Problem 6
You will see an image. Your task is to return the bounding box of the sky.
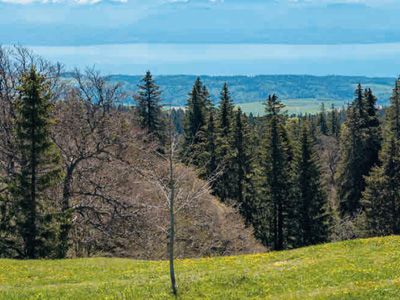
[1,0,399,76]
[1,0,400,45]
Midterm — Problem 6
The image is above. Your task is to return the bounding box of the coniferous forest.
[1,45,400,261]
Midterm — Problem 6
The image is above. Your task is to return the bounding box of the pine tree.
[362,78,400,235]
[218,83,234,137]
[336,84,381,216]
[135,71,165,142]
[202,85,213,110]
[363,88,381,174]
[256,94,293,250]
[293,122,328,246]
[214,83,235,202]
[202,111,217,180]
[329,104,339,137]
[10,67,62,259]
[319,103,328,135]
[232,108,257,224]
[182,78,208,167]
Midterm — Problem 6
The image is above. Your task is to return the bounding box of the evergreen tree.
[362,78,400,235]
[256,94,293,250]
[202,85,213,110]
[10,67,62,259]
[293,122,328,246]
[135,71,165,142]
[202,111,217,180]
[319,103,328,135]
[232,108,257,225]
[363,88,381,174]
[182,78,208,166]
[329,104,340,137]
[214,83,235,202]
[336,84,381,216]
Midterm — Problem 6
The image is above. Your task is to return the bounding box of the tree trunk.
[58,165,74,258]
[168,111,178,296]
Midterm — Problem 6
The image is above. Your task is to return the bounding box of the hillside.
[103,74,395,110]
[1,236,400,299]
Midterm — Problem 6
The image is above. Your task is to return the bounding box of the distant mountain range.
[101,74,396,107]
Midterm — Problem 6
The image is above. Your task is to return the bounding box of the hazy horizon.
[25,42,400,77]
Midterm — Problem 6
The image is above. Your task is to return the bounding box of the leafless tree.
[51,68,135,257]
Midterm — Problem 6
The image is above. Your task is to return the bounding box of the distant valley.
[100,74,396,114]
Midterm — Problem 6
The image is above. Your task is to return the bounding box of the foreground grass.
[1,237,400,299]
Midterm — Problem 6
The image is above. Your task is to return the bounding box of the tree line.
[139,72,400,251]
[1,45,400,261]
[0,47,261,260]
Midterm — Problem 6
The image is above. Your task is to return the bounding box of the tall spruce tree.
[135,71,165,142]
[293,122,328,246]
[319,103,328,135]
[256,94,293,250]
[182,78,208,166]
[329,104,340,137]
[336,84,381,216]
[363,88,381,174]
[362,78,400,235]
[232,108,257,224]
[11,67,62,259]
[203,111,218,180]
[214,83,235,202]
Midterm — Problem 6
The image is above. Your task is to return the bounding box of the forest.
[0,45,399,262]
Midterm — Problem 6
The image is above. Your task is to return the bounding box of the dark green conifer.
[256,94,293,250]
[319,103,328,135]
[329,104,340,137]
[134,71,165,142]
[293,122,328,246]
[202,111,217,180]
[11,67,62,259]
[232,108,257,225]
[336,84,381,216]
[214,83,235,202]
[362,79,400,235]
[182,78,208,166]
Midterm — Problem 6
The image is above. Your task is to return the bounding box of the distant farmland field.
[237,99,345,116]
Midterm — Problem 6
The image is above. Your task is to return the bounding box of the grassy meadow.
[1,236,399,299]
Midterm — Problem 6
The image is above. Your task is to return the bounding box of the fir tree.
[202,111,217,180]
[329,104,340,137]
[336,84,381,216]
[182,78,208,166]
[293,122,328,246]
[363,88,381,175]
[319,103,328,135]
[214,83,235,202]
[256,94,293,250]
[232,108,257,225]
[362,78,400,235]
[218,83,234,137]
[11,67,62,259]
[135,71,165,142]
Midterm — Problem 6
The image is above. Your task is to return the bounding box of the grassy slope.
[1,237,400,299]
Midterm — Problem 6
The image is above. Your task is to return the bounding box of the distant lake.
[30,43,400,77]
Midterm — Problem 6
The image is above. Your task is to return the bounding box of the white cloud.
[0,0,127,4]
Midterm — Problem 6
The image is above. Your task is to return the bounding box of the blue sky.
[2,0,399,76]
[1,0,400,45]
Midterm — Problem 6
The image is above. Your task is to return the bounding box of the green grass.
[237,99,345,116]
[1,237,400,299]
